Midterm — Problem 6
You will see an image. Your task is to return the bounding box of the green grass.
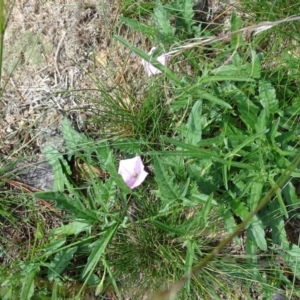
[1,0,300,299]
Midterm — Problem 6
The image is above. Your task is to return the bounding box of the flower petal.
[141,47,168,77]
[130,169,148,189]
[118,156,148,189]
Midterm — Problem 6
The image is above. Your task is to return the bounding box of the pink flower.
[118,156,148,189]
[141,47,168,76]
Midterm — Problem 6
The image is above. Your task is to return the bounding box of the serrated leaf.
[48,246,78,281]
[95,140,111,168]
[35,191,98,222]
[220,82,259,129]
[153,1,174,43]
[62,118,92,154]
[154,156,182,201]
[230,198,250,222]
[43,146,71,191]
[176,0,195,31]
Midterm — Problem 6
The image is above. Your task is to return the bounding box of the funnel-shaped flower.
[118,156,148,189]
[141,47,168,76]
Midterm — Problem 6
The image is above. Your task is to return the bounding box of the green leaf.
[268,176,288,218]
[269,205,289,247]
[201,75,255,83]
[35,191,99,222]
[184,239,195,293]
[259,80,279,116]
[247,216,267,251]
[283,181,300,208]
[20,268,36,300]
[185,100,202,145]
[95,140,111,169]
[154,155,182,201]
[105,152,131,194]
[231,197,267,251]
[223,208,240,245]
[43,146,71,191]
[153,1,174,43]
[151,219,185,235]
[188,192,217,206]
[61,118,92,155]
[42,239,66,257]
[255,110,266,134]
[250,50,262,79]
[161,136,220,158]
[230,12,242,47]
[225,131,267,160]
[51,221,91,237]
[112,138,142,154]
[48,246,78,281]
[51,280,59,300]
[222,164,228,190]
[175,0,195,31]
[268,117,280,142]
[159,136,257,170]
[210,64,240,76]
[248,179,264,211]
[230,198,250,223]
[280,244,300,280]
[120,17,156,37]
[198,90,232,109]
[245,236,258,263]
[82,224,119,279]
[202,193,214,222]
[220,82,259,129]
